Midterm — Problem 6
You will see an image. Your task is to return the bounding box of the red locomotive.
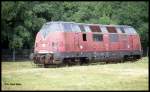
[31,21,142,66]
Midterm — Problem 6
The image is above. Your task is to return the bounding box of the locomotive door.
[74,32,87,51]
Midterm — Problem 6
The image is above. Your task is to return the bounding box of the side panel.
[64,32,74,52]
[85,33,93,51]
[109,42,120,51]
[108,34,120,51]
[64,32,106,53]
[128,35,133,51]
[119,34,128,50]
[132,35,141,51]
[78,33,88,51]
[91,33,105,52]
[103,34,109,51]
[74,32,80,51]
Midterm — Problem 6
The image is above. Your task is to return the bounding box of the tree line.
[1,1,149,50]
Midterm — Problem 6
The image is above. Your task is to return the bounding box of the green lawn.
[2,57,149,90]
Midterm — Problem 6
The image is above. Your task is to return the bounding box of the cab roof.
[45,21,131,28]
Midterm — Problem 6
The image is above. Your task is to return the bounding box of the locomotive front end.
[31,22,64,66]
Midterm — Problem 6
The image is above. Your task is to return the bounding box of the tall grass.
[2,57,148,90]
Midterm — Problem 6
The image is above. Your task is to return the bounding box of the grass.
[2,57,149,90]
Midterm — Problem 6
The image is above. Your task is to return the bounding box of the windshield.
[40,23,60,38]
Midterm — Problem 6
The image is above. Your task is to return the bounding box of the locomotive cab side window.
[107,27,117,33]
[82,34,87,41]
[93,34,103,42]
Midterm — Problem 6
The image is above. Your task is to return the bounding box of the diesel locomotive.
[31,21,142,66]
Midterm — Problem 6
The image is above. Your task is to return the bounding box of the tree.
[1,1,149,52]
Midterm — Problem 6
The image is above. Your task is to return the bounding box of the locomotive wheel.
[67,59,74,66]
[45,54,52,64]
[39,56,43,64]
[80,57,90,65]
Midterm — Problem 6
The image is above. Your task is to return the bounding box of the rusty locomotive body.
[31,21,142,66]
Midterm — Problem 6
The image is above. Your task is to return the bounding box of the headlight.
[42,44,46,47]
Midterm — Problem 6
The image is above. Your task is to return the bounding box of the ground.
[1,57,149,90]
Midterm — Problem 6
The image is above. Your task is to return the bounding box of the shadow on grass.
[2,58,141,68]
[33,60,138,68]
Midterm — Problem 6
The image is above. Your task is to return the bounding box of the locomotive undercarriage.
[31,50,142,67]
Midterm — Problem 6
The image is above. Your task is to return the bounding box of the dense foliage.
[1,1,149,50]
